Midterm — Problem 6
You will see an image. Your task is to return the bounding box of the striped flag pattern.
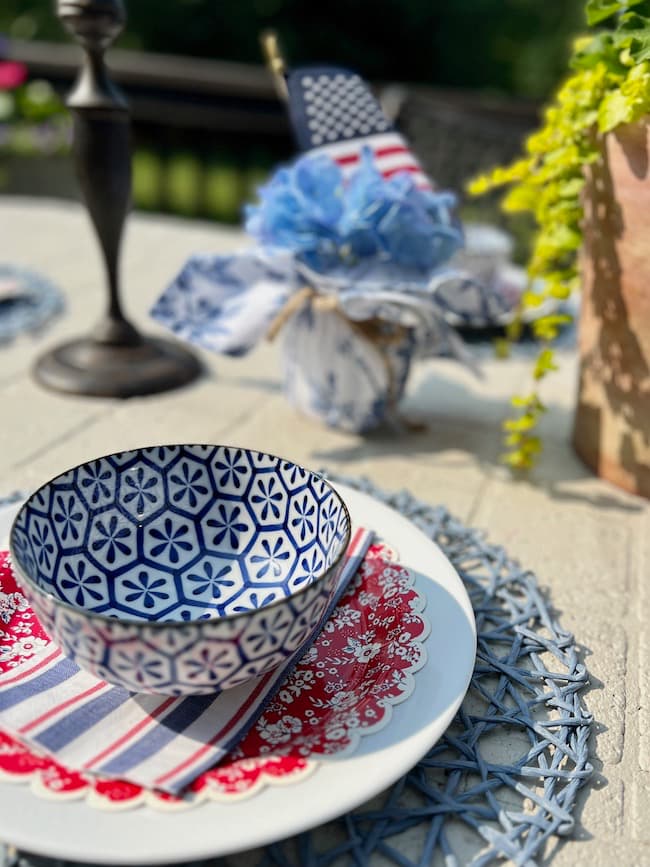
[286,66,432,190]
[0,527,373,795]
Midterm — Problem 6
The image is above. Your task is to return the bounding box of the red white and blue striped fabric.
[0,527,373,795]
[286,67,432,190]
[315,132,431,191]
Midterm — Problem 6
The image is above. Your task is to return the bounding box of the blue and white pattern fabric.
[151,251,294,358]
[150,65,507,432]
[281,304,417,433]
[151,249,482,432]
[0,527,372,795]
[151,250,477,364]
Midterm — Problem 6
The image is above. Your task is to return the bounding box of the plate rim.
[0,483,477,864]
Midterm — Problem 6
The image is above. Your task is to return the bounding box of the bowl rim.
[8,443,352,629]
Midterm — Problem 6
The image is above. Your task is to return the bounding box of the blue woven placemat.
[0,475,593,867]
[0,266,64,344]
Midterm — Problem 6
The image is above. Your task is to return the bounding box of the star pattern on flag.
[286,66,432,189]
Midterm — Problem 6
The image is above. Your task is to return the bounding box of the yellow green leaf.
[533,348,559,380]
[598,88,633,131]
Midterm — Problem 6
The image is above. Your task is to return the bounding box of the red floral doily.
[0,543,428,810]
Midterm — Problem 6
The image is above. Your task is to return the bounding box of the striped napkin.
[0,527,373,795]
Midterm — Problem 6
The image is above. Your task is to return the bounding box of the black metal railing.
[5,38,540,224]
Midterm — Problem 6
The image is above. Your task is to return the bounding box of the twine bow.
[266,285,409,347]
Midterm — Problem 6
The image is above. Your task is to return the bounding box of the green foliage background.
[3,0,583,99]
[469,0,650,468]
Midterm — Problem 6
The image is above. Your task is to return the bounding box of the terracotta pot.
[574,120,650,498]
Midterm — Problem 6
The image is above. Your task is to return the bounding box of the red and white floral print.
[0,543,427,809]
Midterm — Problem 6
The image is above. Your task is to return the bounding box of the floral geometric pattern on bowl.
[11,446,349,621]
[9,447,351,693]
[0,540,428,809]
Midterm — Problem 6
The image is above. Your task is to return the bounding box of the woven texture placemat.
[0,266,63,344]
[1,475,593,867]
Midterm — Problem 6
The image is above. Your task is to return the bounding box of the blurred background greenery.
[1,0,583,98]
[1,0,585,228]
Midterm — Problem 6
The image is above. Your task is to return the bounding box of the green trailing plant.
[468,0,650,469]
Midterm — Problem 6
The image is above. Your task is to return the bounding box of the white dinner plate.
[0,483,476,864]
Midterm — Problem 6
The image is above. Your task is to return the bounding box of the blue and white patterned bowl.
[9,446,351,695]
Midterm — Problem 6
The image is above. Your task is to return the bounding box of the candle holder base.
[34,335,202,398]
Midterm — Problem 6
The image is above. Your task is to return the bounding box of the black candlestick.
[34,0,201,397]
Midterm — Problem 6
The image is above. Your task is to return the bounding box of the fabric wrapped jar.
[281,300,416,433]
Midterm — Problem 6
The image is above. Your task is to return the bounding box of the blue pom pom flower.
[152,140,502,436]
[245,148,463,279]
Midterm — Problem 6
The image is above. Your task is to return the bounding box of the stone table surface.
[0,196,648,867]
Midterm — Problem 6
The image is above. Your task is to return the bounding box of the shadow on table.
[311,372,644,516]
[228,375,283,394]
[223,363,644,514]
